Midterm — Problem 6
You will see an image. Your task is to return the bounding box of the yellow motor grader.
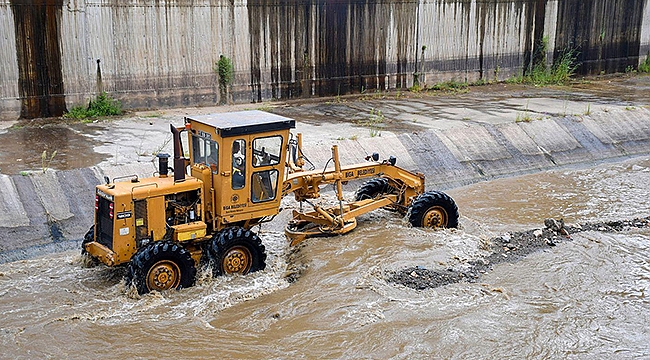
[83,110,459,294]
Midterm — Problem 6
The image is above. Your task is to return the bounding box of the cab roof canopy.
[185,110,296,137]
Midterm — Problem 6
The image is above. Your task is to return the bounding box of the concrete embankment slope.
[1,106,649,262]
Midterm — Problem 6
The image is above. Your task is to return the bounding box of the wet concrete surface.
[0,74,649,258]
[0,119,105,174]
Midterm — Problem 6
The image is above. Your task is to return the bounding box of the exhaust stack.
[170,124,186,182]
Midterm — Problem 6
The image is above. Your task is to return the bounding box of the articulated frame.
[283,142,425,245]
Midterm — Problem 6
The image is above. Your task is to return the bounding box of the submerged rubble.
[388,216,650,290]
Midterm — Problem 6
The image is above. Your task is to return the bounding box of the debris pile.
[388,216,650,290]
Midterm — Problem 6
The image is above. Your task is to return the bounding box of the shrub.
[65,92,122,119]
[217,55,234,104]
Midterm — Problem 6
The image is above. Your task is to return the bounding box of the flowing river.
[1,157,649,359]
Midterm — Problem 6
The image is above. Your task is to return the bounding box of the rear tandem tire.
[355,178,395,201]
[81,225,95,255]
[80,225,100,267]
[126,241,197,295]
[408,191,459,229]
[208,227,267,277]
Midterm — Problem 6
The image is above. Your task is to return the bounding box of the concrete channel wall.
[1,106,649,262]
[1,0,650,119]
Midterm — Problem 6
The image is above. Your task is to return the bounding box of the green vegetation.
[142,112,163,118]
[409,79,468,94]
[511,49,578,86]
[430,80,469,92]
[368,108,384,137]
[515,101,533,122]
[639,55,650,73]
[65,92,122,119]
[515,112,532,122]
[507,37,578,86]
[359,89,389,101]
[471,78,487,86]
[364,108,384,137]
[217,55,234,104]
[255,104,272,112]
[41,150,57,173]
[408,83,424,93]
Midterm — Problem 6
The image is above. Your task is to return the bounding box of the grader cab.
[83,110,459,294]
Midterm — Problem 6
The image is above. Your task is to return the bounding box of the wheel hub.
[147,260,181,291]
[223,246,252,274]
[423,206,448,228]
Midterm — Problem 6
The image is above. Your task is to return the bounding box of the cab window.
[192,135,205,164]
[232,139,246,189]
[251,169,278,203]
[252,136,282,167]
[192,134,218,172]
[206,140,218,170]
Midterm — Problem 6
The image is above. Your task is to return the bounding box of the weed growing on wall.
[507,39,578,86]
[65,92,122,120]
[639,55,650,73]
[217,55,234,104]
[550,49,579,84]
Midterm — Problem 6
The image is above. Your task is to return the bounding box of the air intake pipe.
[157,153,170,177]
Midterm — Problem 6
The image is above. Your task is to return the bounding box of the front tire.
[207,227,266,276]
[408,191,459,229]
[127,241,196,295]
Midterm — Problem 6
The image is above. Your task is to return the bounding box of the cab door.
[218,136,251,220]
[249,133,285,211]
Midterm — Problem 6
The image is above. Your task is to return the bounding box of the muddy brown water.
[1,157,649,358]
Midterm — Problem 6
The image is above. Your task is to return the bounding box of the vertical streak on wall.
[555,0,645,74]
[248,0,308,102]
[641,0,650,59]
[477,0,487,80]
[10,0,66,118]
[317,0,348,95]
[532,0,548,67]
[519,1,535,75]
[543,0,558,67]
[394,0,418,88]
[464,1,472,81]
[0,1,20,118]
[248,0,263,102]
